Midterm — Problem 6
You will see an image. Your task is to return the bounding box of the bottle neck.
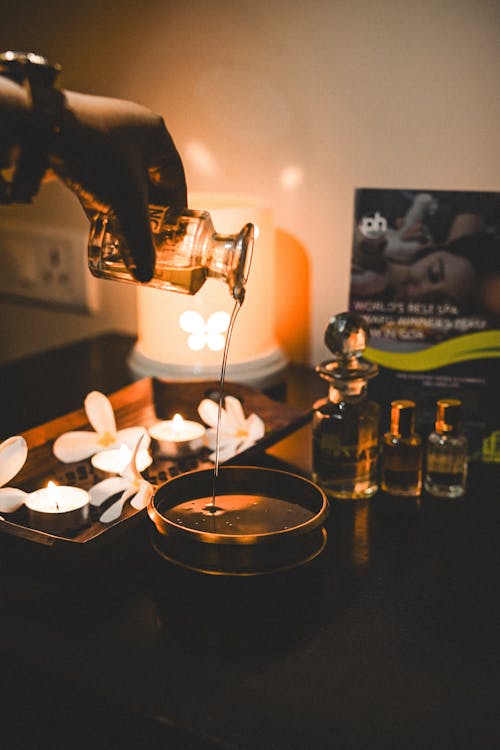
[435,424,461,436]
[207,230,250,302]
[390,401,416,438]
[328,378,367,404]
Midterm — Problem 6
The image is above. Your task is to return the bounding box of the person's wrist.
[0,51,65,203]
[0,77,30,170]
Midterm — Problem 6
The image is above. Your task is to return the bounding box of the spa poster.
[348,188,500,461]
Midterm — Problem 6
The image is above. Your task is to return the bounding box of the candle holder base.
[128,344,288,391]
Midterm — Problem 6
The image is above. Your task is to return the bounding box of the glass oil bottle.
[425,399,468,498]
[312,313,380,499]
[381,400,422,497]
[88,205,254,302]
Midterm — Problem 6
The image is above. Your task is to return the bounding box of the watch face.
[0,51,60,83]
[0,52,28,82]
[1,51,47,63]
[0,50,23,62]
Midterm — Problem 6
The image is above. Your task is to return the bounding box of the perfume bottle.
[88,206,254,301]
[381,400,423,497]
[424,399,468,498]
[312,313,380,499]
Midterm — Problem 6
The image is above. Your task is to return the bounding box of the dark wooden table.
[1,334,499,750]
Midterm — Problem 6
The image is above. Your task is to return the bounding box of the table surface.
[1,334,499,750]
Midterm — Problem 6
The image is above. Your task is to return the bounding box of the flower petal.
[130,481,154,510]
[0,436,28,487]
[208,439,242,464]
[204,428,238,451]
[99,486,135,524]
[204,428,217,450]
[121,432,146,483]
[84,391,117,439]
[198,399,220,428]
[245,413,266,441]
[53,431,102,463]
[198,399,234,432]
[233,437,258,455]
[88,477,130,507]
[0,487,29,513]
[116,427,151,452]
[224,396,246,427]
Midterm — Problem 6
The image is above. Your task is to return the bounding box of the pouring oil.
[208,296,243,512]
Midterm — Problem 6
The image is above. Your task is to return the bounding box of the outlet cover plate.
[0,219,98,313]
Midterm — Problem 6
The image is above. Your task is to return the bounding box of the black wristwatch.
[0,51,64,203]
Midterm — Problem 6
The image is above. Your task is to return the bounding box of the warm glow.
[185,140,219,176]
[279,165,304,191]
[179,310,230,352]
[179,310,201,333]
[172,413,185,433]
[179,310,205,351]
[132,196,286,383]
[47,480,59,510]
[206,311,230,334]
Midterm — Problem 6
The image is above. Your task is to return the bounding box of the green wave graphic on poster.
[365,330,500,371]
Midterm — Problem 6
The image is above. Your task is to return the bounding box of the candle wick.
[47,482,61,512]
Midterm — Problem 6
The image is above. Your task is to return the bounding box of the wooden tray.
[0,378,311,554]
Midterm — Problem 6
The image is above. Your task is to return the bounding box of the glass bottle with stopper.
[424,399,468,498]
[381,400,423,497]
[88,205,254,302]
[312,312,380,499]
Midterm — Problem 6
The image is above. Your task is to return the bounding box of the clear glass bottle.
[312,313,380,499]
[88,205,254,302]
[424,399,468,498]
[381,400,422,497]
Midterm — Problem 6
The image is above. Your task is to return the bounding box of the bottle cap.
[316,312,378,383]
[435,399,462,433]
[390,400,415,437]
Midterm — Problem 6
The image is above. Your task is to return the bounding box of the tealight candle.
[25,481,90,534]
[90,444,153,478]
[149,413,206,457]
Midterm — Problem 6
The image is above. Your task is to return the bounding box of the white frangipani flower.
[197,396,265,463]
[53,390,150,463]
[0,435,29,513]
[88,432,154,524]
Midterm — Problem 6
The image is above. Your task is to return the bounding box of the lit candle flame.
[47,480,60,512]
[172,413,185,434]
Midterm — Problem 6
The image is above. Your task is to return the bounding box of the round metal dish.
[148,466,329,576]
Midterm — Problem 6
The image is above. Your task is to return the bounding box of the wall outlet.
[0,220,98,313]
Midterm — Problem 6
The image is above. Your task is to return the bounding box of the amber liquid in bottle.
[88,206,252,301]
[381,400,422,497]
[312,313,380,500]
[313,381,380,499]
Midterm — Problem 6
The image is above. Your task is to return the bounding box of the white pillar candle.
[90,444,153,477]
[149,413,206,457]
[129,194,287,388]
[26,482,90,534]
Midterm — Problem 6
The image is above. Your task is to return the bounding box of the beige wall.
[1,0,499,364]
